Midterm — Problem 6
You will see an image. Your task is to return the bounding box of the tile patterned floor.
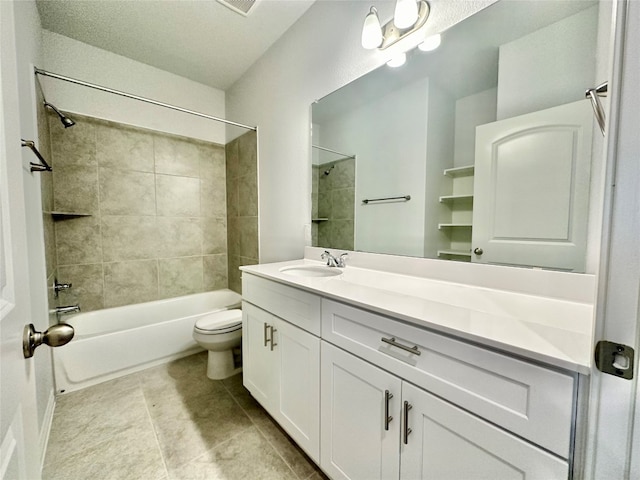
[43,352,328,480]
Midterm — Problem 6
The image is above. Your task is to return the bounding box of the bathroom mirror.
[311,0,606,273]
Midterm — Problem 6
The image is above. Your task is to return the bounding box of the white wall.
[227,0,497,263]
[496,6,598,120]
[453,88,496,168]
[42,31,227,143]
[12,0,55,460]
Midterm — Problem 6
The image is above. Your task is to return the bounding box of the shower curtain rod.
[34,67,257,131]
[312,144,355,159]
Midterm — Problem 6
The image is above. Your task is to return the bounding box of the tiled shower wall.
[226,132,259,292]
[40,112,257,314]
[312,158,355,250]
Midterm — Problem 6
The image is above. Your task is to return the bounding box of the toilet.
[192,309,243,380]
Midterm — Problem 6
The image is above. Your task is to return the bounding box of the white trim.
[38,392,55,472]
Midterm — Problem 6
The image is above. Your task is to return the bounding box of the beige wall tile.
[237,172,258,217]
[96,123,154,172]
[99,168,156,216]
[156,217,202,258]
[238,217,259,259]
[201,217,227,255]
[55,216,102,266]
[227,255,241,294]
[53,165,99,214]
[158,257,203,299]
[199,144,226,180]
[49,114,96,168]
[201,178,227,218]
[41,170,54,214]
[57,264,105,313]
[43,213,57,278]
[226,176,238,219]
[156,174,200,217]
[238,130,257,176]
[154,136,200,177]
[226,216,240,257]
[332,188,355,220]
[103,260,158,308]
[225,138,240,180]
[101,216,157,262]
[203,254,228,291]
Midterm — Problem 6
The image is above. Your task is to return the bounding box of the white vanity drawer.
[321,299,576,458]
[242,273,321,335]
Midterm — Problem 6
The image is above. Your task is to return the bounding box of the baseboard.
[39,391,56,471]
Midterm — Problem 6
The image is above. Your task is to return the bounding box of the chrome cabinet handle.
[263,322,270,347]
[381,336,421,356]
[270,327,277,351]
[403,401,413,445]
[384,390,394,431]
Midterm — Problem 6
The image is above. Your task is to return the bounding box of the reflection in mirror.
[311,0,608,273]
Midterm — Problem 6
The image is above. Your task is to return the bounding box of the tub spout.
[52,305,80,320]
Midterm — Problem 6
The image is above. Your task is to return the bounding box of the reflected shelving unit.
[438,165,475,261]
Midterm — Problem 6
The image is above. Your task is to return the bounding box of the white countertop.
[241,259,595,375]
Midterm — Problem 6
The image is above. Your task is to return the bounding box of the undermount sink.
[279,265,343,278]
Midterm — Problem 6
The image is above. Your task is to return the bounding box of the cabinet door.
[321,342,401,480]
[273,318,320,462]
[400,382,569,480]
[242,302,279,411]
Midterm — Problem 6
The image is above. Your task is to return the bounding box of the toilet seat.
[194,309,242,335]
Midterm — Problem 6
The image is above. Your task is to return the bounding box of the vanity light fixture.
[386,52,407,68]
[418,33,441,52]
[361,0,430,51]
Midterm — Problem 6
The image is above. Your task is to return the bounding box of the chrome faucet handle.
[321,250,339,267]
[338,253,349,268]
[53,277,72,298]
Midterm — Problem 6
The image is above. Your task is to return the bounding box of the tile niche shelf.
[47,211,93,221]
[439,165,475,262]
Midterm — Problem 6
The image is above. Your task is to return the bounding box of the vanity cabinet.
[241,269,580,480]
[242,275,321,462]
[321,342,568,480]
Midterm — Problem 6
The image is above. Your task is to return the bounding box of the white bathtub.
[52,289,242,393]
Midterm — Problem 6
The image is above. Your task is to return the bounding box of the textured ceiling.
[37,0,316,91]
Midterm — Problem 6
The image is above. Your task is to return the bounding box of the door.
[241,302,278,411]
[472,100,593,271]
[321,342,401,480]
[400,382,568,480]
[274,318,320,462]
[0,1,41,478]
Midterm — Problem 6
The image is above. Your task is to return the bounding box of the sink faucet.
[322,251,348,268]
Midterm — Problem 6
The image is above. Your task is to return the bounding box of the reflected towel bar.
[21,139,52,172]
[363,195,411,204]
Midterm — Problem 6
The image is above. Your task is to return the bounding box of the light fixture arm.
[378,0,430,50]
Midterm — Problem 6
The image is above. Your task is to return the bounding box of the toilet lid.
[195,309,242,334]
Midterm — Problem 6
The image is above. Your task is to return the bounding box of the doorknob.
[473,247,483,255]
[23,323,74,358]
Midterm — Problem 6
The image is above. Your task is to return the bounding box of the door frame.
[584,0,640,478]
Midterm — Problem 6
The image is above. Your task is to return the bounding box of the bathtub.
[52,289,242,393]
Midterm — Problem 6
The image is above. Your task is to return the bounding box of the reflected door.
[471,100,593,271]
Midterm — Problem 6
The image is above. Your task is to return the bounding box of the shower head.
[44,102,75,128]
[324,165,335,176]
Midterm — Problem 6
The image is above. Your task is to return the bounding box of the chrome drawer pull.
[404,401,413,445]
[381,336,421,356]
[270,326,277,351]
[263,322,270,347]
[384,390,394,431]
